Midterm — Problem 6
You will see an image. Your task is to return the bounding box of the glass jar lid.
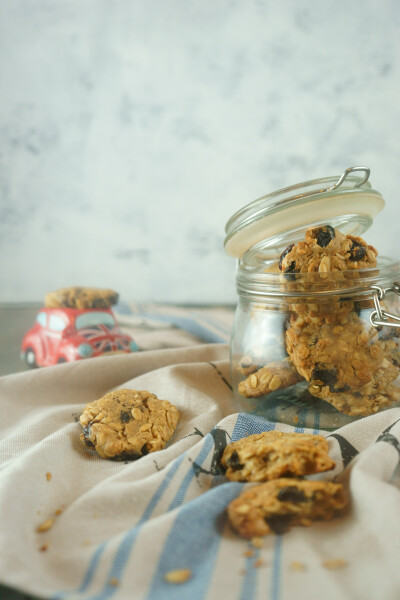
[224,166,385,263]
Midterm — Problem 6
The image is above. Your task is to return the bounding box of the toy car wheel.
[57,358,67,364]
[25,347,38,368]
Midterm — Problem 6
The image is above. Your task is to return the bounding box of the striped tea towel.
[1,344,400,600]
[114,302,235,346]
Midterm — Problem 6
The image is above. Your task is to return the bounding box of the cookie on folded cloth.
[221,431,335,482]
[79,388,180,460]
[227,478,347,538]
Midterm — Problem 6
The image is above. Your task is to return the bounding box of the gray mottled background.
[1,0,399,305]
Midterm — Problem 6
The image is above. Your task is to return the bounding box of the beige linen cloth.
[1,339,400,599]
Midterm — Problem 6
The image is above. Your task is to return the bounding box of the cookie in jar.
[225,167,400,429]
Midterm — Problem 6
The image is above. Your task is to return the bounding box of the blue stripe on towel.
[232,414,278,600]
[116,303,233,342]
[191,308,233,339]
[167,436,214,511]
[313,410,321,434]
[271,536,283,600]
[238,546,260,600]
[54,431,220,600]
[89,438,216,600]
[53,451,186,600]
[139,312,228,343]
[144,416,258,600]
[231,412,276,441]
[144,482,243,600]
[120,308,229,343]
[52,543,109,599]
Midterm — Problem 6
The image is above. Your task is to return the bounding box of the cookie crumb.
[239,569,247,576]
[253,558,264,568]
[46,472,52,481]
[244,550,254,558]
[251,537,264,549]
[164,568,192,584]
[290,561,306,571]
[36,518,55,533]
[39,542,49,552]
[322,558,348,570]
[55,508,63,516]
[109,578,119,587]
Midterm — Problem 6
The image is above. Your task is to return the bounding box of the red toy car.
[21,306,138,367]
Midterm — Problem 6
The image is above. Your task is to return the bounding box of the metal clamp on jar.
[224,167,400,430]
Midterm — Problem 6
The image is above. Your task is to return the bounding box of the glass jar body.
[230,265,400,430]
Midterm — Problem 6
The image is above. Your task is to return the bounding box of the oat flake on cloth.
[1,343,400,600]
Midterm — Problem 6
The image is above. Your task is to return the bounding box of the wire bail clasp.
[326,166,370,192]
[370,283,400,328]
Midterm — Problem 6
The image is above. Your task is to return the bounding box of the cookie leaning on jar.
[238,225,400,417]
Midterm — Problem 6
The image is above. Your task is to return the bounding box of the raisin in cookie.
[45,286,119,309]
[279,226,377,274]
[221,431,335,482]
[79,389,180,460]
[227,479,347,538]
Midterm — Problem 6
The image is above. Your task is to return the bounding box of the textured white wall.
[1,0,399,304]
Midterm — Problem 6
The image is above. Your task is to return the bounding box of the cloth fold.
[1,342,400,600]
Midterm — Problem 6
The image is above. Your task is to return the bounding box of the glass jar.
[224,167,400,430]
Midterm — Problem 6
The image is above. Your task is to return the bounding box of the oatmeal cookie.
[279,226,377,274]
[221,431,335,482]
[238,354,264,377]
[286,309,400,415]
[309,352,400,416]
[227,478,347,538]
[45,286,119,309]
[238,359,303,398]
[309,383,400,416]
[79,389,180,460]
[286,311,387,392]
[237,224,400,416]
[287,298,362,326]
